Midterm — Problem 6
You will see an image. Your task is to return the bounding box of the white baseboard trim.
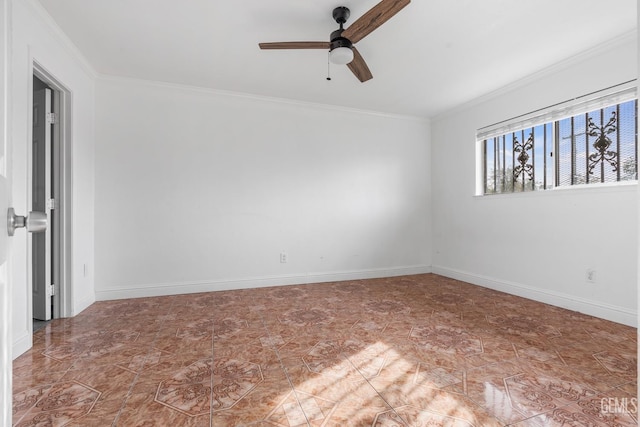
[95,265,433,301]
[73,294,96,317]
[432,266,637,327]
[12,330,31,361]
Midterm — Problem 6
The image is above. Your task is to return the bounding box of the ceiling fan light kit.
[259,0,411,82]
[329,46,354,65]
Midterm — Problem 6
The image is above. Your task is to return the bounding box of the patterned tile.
[279,307,335,327]
[211,358,264,412]
[409,325,483,356]
[374,405,479,426]
[486,314,562,340]
[593,350,637,379]
[503,373,598,419]
[512,395,638,427]
[12,274,637,426]
[262,390,339,426]
[13,381,101,426]
[155,358,213,416]
[302,338,387,381]
[12,384,51,421]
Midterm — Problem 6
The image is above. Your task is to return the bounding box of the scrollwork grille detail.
[587,110,618,177]
[513,132,534,187]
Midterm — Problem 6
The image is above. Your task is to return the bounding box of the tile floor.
[32,319,51,333]
[12,274,638,426]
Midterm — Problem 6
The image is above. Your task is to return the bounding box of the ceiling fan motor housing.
[330,7,352,52]
[332,6,350,25]
[330,30,352,51]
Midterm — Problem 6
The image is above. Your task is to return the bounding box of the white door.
[0,177,10,427]
[1,0,12,424]
[32,87,52,321]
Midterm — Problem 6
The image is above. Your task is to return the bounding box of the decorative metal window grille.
[483,99,637,194]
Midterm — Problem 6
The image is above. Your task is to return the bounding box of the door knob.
[7,208,47,236]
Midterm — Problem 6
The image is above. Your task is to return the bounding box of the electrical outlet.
[586,269,596,283]
[280,252,288,263]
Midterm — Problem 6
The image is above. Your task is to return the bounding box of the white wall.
[432,33,638,326]
[94,78,431,299]
[11,0,95,357]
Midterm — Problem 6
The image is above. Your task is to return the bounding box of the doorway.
[31,75,55,330]
[31,65,71,332]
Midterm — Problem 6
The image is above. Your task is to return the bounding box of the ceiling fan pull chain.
[326,52,332,81]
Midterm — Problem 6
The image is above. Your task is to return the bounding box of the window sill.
[475,180,638,199]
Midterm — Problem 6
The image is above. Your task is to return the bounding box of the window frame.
[477,83,637,196]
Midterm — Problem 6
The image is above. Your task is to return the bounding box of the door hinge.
[46,112,57,125]
[47,284,55,297]
[47,198,56,210]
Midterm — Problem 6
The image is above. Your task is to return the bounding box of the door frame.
[30,61,73,320]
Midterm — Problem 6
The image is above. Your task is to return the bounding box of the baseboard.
[12,330,31,361]
[95,265,433,301]
[432,265,637,327]
[73,294,96,317]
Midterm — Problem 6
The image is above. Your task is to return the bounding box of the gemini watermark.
[600,397,638,415]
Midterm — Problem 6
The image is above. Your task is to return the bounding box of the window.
[480,85,638,195]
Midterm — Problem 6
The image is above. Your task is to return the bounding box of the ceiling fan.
[259,0,411,83]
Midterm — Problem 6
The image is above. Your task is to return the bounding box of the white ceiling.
[36,0,637,118]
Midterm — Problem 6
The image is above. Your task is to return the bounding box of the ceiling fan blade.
[342,0,410,44]
[347,47,373,82]
[259,41,330,50]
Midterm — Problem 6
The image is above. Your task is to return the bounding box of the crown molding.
[23,0,97,79]
[96,73,430,124]
[433,29,638,122]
